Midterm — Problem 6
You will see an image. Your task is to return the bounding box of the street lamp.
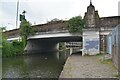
[16,0,19,29]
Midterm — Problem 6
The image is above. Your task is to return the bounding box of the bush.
[2,40,24,57]
[12,40,24,55]
[2,40,15,57]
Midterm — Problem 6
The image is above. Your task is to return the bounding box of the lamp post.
[16,0,19,29]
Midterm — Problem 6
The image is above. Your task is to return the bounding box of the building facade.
[83,1,120,55]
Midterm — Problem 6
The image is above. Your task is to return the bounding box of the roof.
[100,16,120,19]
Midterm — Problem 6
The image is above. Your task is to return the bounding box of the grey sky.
[0,0,120,30]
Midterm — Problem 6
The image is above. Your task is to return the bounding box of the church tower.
[83,0,100,28]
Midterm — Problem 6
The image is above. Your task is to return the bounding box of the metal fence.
[109,24,120,71]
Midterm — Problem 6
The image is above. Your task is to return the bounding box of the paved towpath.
[59,54,118,78]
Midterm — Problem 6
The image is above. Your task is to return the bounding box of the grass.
[95,53,103,57]
[113,74,119,78]
[100,59,112,64]
[96,53,112,64]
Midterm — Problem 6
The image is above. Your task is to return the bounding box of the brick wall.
[4,29,19,38]
[34,21,66,32]
[100,16,120,28]
[4,21,67,38]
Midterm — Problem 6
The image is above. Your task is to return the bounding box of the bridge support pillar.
[82,28,100,56]
[57,43,59,50]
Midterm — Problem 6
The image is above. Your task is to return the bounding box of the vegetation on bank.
[1,11,35,57]
[2,39,24,57]
[0,27,23,57]
[0,28,2,56]
[59,43,66,50]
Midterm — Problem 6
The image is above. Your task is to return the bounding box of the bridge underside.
[25,36,82,54]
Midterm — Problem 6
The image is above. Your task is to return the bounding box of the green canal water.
[2,51,70,78]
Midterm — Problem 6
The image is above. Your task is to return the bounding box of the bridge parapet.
[35,30,69,35]
[28,31,82,40]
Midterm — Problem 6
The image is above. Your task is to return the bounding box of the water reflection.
[2,50,70,78]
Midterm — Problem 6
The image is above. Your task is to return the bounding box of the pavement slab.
[59,54,118,78]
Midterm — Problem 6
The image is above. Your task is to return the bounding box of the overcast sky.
[0,0,120,30]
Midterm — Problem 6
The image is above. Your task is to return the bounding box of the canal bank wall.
[59,54,118,78]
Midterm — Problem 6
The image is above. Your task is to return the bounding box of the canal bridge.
[25,30,82,54]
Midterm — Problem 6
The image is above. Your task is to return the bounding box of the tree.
[0,27,6,49]
[66,16,84,33]
[1,27,6,32]
[1,27,24,57]
[20,19,35,48]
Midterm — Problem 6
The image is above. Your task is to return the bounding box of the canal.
[2,50,70,78]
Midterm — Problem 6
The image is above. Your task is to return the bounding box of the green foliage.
[20,20,34,37]
[0,27,24,57]
[20,20,35,47]
[2,32,24,57]
[12,40,24,55]
[2,40,15,57]
[66,16,84,33]
[0,29,2,57]
[100,59,112,64]
[2,40,24,57]
[59,43,65,50]
[0,27,6,32]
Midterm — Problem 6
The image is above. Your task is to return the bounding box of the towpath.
[59,54,118,78]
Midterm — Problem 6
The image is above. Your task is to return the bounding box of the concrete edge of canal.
[59,56,71,78]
